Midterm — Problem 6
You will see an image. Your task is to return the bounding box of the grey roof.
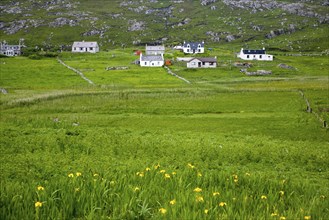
[146,45,165,51]
[183,41,204,50]
[140,54,164,61]
[72,41,98,48]
[242,49,266,54]
[189,57,217,63]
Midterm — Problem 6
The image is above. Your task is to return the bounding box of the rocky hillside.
[1,0,328,51]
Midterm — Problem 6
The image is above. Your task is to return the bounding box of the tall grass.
[1,163,327,219]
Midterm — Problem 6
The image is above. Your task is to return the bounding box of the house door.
[198,62,202,67]
[193,49,196,53]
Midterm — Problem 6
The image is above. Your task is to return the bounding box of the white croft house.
[187,57,217,68]
[183,41,205,54]
[145,44,165,55]
[0,41,22,56]
[237,48,273,61]
[72,41,99,53]
[139,53,164,67]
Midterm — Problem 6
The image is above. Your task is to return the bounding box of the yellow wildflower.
[245,172,251,176]
[159,208,167,214]
[145,167,151,171]
[234,178,238,183]
[271,213,278,217]
[75,188,80,192]
[193,187,202,193]
[134,187,140,192]
[187,163,195,169]
[196,196,204,202]
[304,216,311,220]
[170,199,176,205]
[197,172,202,177]
[280,217,286,220]
[154,164,160,169]
[68,173,74,178]
[219,202,227,207]
[204,209,209,214]
[233,174,238,179]
[35,201,42,208]
[93,173,99,177]
[320,195,325,199]
[138,172,144,177]
[213,192,220,196]
[76,172,82,177]
[37,186,44,191]
[172,171,177,175]
[261,195,267,200]
[279,191,284,196]
[159,169,166,173]
[164,173,171,179]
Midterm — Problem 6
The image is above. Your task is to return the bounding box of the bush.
[28,54,42,60]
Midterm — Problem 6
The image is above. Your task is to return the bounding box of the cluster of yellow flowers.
[233,174,238,184]
[35,201,42,208]
[68,172,82,178]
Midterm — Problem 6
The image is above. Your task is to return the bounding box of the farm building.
[237,48,273,61]
[0,41,22,56]
[145,44,165,55]
[187,57,217,68]
[72,41,99,53]
[139,53,164,67]
[182,41,205,54]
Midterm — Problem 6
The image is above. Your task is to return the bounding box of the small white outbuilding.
[187,57,217,68]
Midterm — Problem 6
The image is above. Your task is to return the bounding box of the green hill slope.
[1,0,328,51]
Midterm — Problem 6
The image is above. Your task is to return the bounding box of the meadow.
[0,49,328,219]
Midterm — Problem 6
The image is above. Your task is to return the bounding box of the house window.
[145,62,147,65]
[74,47,76,50]
[247,55,249,58]
[198,49,201,52]
[90,47,93,50]
[187,49,190,52]
[187,44,190,48]
[202,62,205,65]
[253,55,256,58]
[152,63,154,66]
[260,55,262,59]
[210,62,213,65]
[80,47,83,51]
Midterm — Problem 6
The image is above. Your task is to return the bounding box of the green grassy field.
[0,49,328,219]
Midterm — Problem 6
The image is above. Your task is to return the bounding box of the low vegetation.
[0,49,328,219]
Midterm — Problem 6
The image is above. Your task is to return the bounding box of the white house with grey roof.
[139,53,164,67]
[237,48,273,61]
[0,41,22,56]
[145,44,165,55]
[183,41,205,54]
[187,57,217,68]
[72,41,99,53]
